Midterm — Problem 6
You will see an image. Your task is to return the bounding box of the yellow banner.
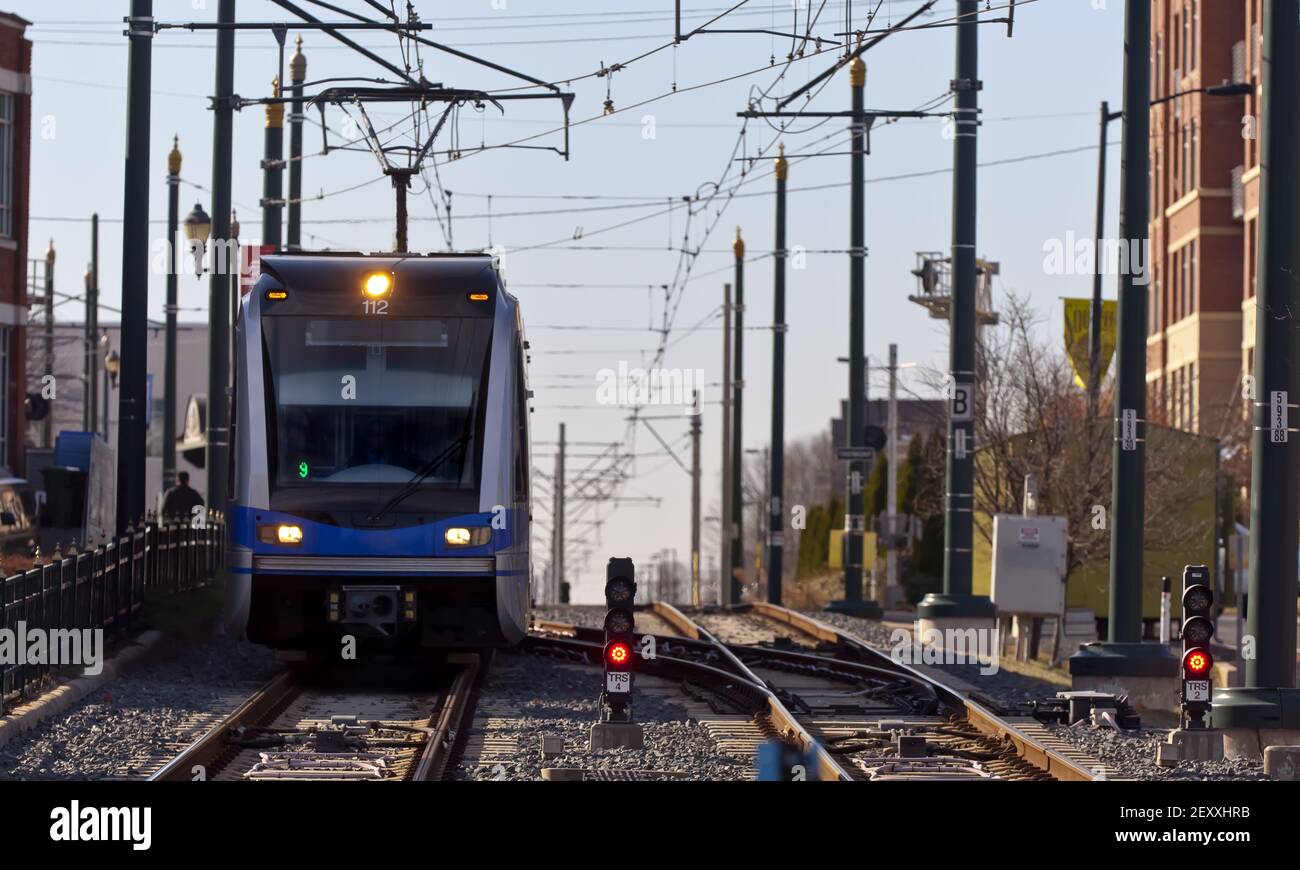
[1063,298,1117,390]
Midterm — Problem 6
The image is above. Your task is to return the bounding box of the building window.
[1191,119,1198,190]
[1191,0,1198,72]
[1191,239,1198,313]
[0,327,9,469]
[0,93,12,238]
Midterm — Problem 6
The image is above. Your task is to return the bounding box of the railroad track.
[680,603,1117,780]
[149,655,482,782]
[528,603,1116,781]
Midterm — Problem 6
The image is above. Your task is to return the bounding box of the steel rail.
[651,602,855,782]
[411,653,482,781]
[743,602,1102,782]
[149,670,298,782]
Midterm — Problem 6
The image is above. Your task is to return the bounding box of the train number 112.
[363,299,389,315]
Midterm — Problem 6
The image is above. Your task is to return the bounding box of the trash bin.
[42,466,87,528]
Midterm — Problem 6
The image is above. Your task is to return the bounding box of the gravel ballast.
[1,635,279,781]
[458,649,752,781]
[537,605,1270,781]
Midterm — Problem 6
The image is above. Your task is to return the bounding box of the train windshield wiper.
[367,431,470,523]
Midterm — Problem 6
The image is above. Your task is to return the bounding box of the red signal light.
[606,641,632,668]
[1183,648,1213,677]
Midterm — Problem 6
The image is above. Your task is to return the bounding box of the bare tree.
[916,293,1215,577]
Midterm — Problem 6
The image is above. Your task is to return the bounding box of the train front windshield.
[261,316,492,513]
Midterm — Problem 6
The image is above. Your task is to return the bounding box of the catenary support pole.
[729,231,745,605]
[720,281,733,605]
[206,0,236,523]
[917,0,994,628]
[769,146,788,605]
[116,0,154,532]
[286,36,306,250]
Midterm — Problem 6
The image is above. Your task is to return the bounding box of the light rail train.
[226,253,531,653]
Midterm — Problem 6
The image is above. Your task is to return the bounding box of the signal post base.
[1067,642,1180,713]
[1156,728,1224,766]
[914,589,998,653]
[1211,687,1300,760]
[825,599,882,619]
[590,721,645,751]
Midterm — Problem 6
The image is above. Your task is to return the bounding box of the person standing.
[161,470,204,522]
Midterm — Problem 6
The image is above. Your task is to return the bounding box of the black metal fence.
[0,516,226,711]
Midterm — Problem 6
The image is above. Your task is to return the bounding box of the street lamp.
[183,202,211,277]
[1149,80,1253,107]
[1087,80,1254,420]
[105,346,120,389]
[100,332,118,438]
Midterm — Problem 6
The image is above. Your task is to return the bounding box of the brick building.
[1146,1,1266,441]
[0,12,29,474]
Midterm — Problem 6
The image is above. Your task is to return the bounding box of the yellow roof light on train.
[363,272,392,298]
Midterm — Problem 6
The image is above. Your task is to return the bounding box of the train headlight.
[257,523,303,545]
[444,526,491,547]
[364,272,392,298]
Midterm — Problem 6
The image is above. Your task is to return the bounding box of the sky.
[18,0,1128,601]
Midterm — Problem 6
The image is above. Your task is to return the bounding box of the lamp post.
[287,36,307,250]
[100,333,119,439]
[183,203,212,277]
[164,137,181,490]
[83,261,96,434]
[42,241,54,448]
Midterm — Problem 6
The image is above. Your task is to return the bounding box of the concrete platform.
[1264,745,1300,780]
[1220,728,1300,761]
[914,615,997,642]
[1067,642,1181,713]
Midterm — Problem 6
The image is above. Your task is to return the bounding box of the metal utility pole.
[85,214,99,434]
[1069,0,1174,684]
[556,422,566,604]
[286,35,306,251]
[206,0,236,521]
[729,230,745,605]
[691,390,702,608]
[918,0,995,627]
[768,145,788,605]
[392,170,412,252]
[42,241,54,448]
[829,56,874,617]
[1214,0,1300,731]
[164,137,181,491]
[886,344,900,597]
[262,77,284,250]
[720,281,733,604]
[116,0,153,532]
[1089,101,1122,421]
[1107,0,1151,645]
